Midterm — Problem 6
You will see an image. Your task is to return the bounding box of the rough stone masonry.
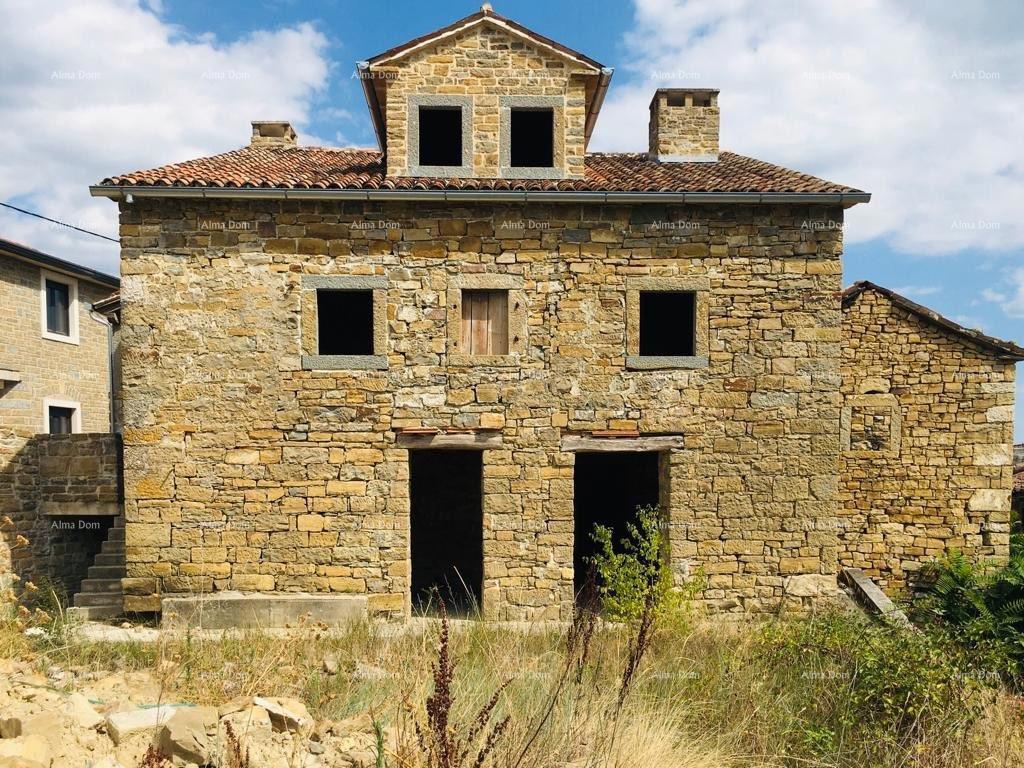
[87,6,1017,620]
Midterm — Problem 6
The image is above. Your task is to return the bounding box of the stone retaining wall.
[0,431,122,594]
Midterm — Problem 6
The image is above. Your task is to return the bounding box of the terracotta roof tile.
[99,146,864,196]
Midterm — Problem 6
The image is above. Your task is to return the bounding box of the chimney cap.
[250,121,298,147]
[649,88,719,109]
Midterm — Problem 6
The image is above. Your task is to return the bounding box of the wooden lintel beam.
[396,432,503,449]
[560,435,685,453]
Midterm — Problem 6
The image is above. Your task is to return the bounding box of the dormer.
[358,5,611,180]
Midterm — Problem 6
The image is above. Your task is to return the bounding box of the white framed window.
[39,269,79,344]
[43,397,81,434]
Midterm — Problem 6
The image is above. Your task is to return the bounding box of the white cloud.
[994,268,1024,319]
[893,285,941,298]
[0,0,331,275]
[592,0,1024,256]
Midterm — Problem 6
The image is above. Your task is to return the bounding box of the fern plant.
[915,548,1024,683]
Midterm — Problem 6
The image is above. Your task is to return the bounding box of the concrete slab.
[161,592,368,631]
[840,568,914,629]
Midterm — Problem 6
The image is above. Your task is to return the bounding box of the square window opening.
[510,108,554,168]
[461,290,509,355]
[418,107,463,167]
[317,290,373,355]
[639,291,696,357]
[46,279,71,336]
[48,406,75,435]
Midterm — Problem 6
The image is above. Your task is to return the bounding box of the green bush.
[588,505,682,623]
[913,549,1024,682]
[759,613,990,760]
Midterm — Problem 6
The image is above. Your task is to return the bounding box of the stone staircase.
[69,518,125,621]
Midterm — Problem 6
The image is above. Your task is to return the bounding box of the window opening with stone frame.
[639,291,697,356]
[460,289,509,355]
[417,106,463,167]
[510,108,555,168]
[317,289,373,356]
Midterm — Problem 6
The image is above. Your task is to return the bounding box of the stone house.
[0,237,121,605]
[0,237,119,435]
[840,282,1021,590]
[84,7,1017,620]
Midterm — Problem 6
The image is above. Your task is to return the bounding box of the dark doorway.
[573,452,660,603]
[410,450,483,615]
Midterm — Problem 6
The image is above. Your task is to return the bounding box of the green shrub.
[913,549,1024,682]
[588,505,681,623]
[759,613,989,760]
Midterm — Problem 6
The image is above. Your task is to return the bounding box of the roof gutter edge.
[89,185,872,205]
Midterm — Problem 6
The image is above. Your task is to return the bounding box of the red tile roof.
[98,146,864,196]
[1014,469,1024,492]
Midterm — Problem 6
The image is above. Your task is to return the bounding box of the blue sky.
[1,0,1022,437]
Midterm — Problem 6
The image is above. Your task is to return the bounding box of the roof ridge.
[843,281,1024,360]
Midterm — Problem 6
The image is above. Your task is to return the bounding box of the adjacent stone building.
[0,237,119,435]
[0,238,121,601]
[85,7,1017,619]
[839,282,1021,591]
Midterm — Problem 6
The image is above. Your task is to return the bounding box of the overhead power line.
[0,201,119,243]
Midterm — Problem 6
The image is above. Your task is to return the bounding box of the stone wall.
[0,254,114,433]
[117,197,844,618]
[839,289,1015,591]
[378,24,590,179]
[0,432,122,595]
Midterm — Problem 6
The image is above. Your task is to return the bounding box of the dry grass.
[1,608,1021,768]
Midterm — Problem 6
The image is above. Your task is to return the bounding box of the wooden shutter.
[461,290,508,355]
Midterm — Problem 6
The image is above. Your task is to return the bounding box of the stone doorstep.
[161,592,369,631]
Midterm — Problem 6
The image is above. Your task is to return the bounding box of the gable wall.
[379,24,589,178]
[840,290,1015,591]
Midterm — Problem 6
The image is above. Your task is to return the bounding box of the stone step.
[80,578,123,594]
[73,592,123,608]
[106,528,125,542]
[92,552,123,567]
[101,541,124,554]
[86,565,125,580]
[67,604,122,621]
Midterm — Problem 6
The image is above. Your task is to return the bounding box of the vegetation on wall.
[913,547,1024,686]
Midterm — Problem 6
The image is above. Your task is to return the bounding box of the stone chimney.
[648,89,719,163]
[250,121,297,148]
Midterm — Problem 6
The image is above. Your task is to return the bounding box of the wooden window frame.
[447,274,527,367]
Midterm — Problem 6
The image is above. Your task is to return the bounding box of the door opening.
[410,450,483,615]
[573,452,660,605]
